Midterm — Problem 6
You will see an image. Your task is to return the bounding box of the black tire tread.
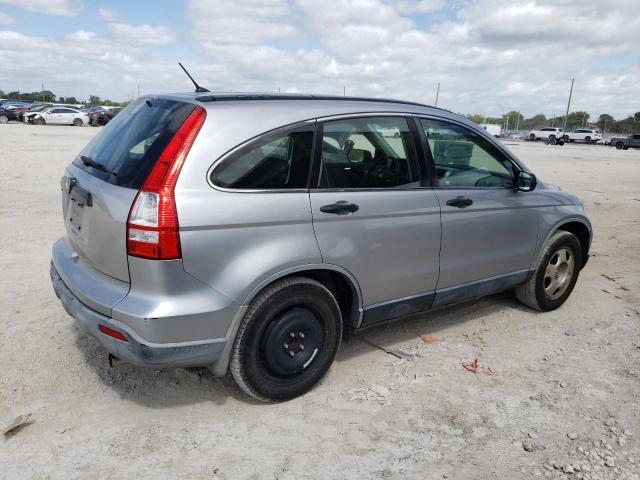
[230,276,342,402]
[515,230,577,311]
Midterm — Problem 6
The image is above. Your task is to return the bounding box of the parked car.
[609,133,640,150]
[480,123,501,137]
[50,93,592,401]
[563,129,602,143]
[0,106,19,123]
[32,107,89,126]
[18,103,52,122]
[529,127,564,142]
[89,107,123,126]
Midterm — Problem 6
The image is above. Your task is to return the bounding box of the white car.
[32,107,89,126]
[563,129,602,143]
[529,127,565,141]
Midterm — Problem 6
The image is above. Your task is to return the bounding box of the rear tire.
[585,136,591,143]
[230,277,343,402]
[616,142,624,150]
[0,115,8,124]
[529,133,536,141]
[516,231,582,311]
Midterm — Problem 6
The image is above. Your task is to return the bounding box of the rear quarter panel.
[175,109,322,304]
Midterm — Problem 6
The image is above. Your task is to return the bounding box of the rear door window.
[319,116,421,189]
[73,97,196,189]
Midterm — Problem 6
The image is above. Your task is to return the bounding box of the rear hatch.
[61,97,198,283]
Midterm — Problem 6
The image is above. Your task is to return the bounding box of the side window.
[50,109,62,113]
[211,126,314,190]
[419,118,515,189]
[320,117,420,189]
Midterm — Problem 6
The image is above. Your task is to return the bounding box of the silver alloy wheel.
[543,247,575,300]
[0,115,8,124]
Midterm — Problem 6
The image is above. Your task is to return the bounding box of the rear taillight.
[127,106,206,260]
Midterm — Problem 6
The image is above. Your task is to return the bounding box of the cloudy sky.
[0,0,638,118]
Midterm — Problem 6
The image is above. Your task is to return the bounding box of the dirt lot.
[1,123,639,479]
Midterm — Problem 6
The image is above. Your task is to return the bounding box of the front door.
[417,117,540,306]
[309,115,441,326]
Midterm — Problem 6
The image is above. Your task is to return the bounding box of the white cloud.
[0,0,81,17]
[65,30,95,42]
[1,0,639,119]
[186,0,296,46]
[0,11,13,23]
[108,22,176,45]
[98,7,120,22]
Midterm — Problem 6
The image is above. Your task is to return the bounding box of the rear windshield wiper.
[80,155,117,176]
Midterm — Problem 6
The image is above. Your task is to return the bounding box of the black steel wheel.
[230,277,342,402]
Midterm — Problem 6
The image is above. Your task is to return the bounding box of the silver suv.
[51,94,592,401]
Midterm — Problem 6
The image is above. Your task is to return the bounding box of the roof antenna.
[178,62,209,93]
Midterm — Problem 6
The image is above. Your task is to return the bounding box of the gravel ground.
[1,124,639,479]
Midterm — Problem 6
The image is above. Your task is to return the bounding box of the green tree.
[466,114,484,124]
[615,117,635,133]
[521,114,548,130]
[634,112,640,122]
[596,114,614,133]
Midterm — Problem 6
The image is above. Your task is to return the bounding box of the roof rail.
[194,93,450,112]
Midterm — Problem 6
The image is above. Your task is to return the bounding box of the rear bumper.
[50,262,226,368]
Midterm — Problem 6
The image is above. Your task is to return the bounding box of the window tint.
[74,97,196,188]
[50,109,63,113]
[211,127,313,190]
[419,118,515,188]
[320,117,420,189]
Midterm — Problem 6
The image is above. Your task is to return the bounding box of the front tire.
[529,133,536,141]
[230,277,343,402]
[34,117,45,125]
[0,114,8,124]
[516,231,582,311]
[73,118,83,126]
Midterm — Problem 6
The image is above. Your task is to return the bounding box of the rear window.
[73,97,196,189]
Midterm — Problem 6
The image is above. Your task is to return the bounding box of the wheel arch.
[241,264,364,330]
[557,221,591,268]
[535,218,592,270]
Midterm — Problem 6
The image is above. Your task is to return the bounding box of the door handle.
[446,196,473,208]
[320,201,359,215]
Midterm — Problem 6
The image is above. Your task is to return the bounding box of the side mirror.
[347,148,367,162]
[516,171,537,192]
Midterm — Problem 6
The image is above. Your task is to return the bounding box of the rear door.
[60,97,198,281]
[309,115,441,326]
[417,117,539,306]
[47,108,63,124]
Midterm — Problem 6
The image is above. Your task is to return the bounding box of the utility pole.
[434,82,440,107]
[137,83,140,98]
[41,81,44,102]
[562,78,574,132]
[515,112,520,132]
[343,85,346,96]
